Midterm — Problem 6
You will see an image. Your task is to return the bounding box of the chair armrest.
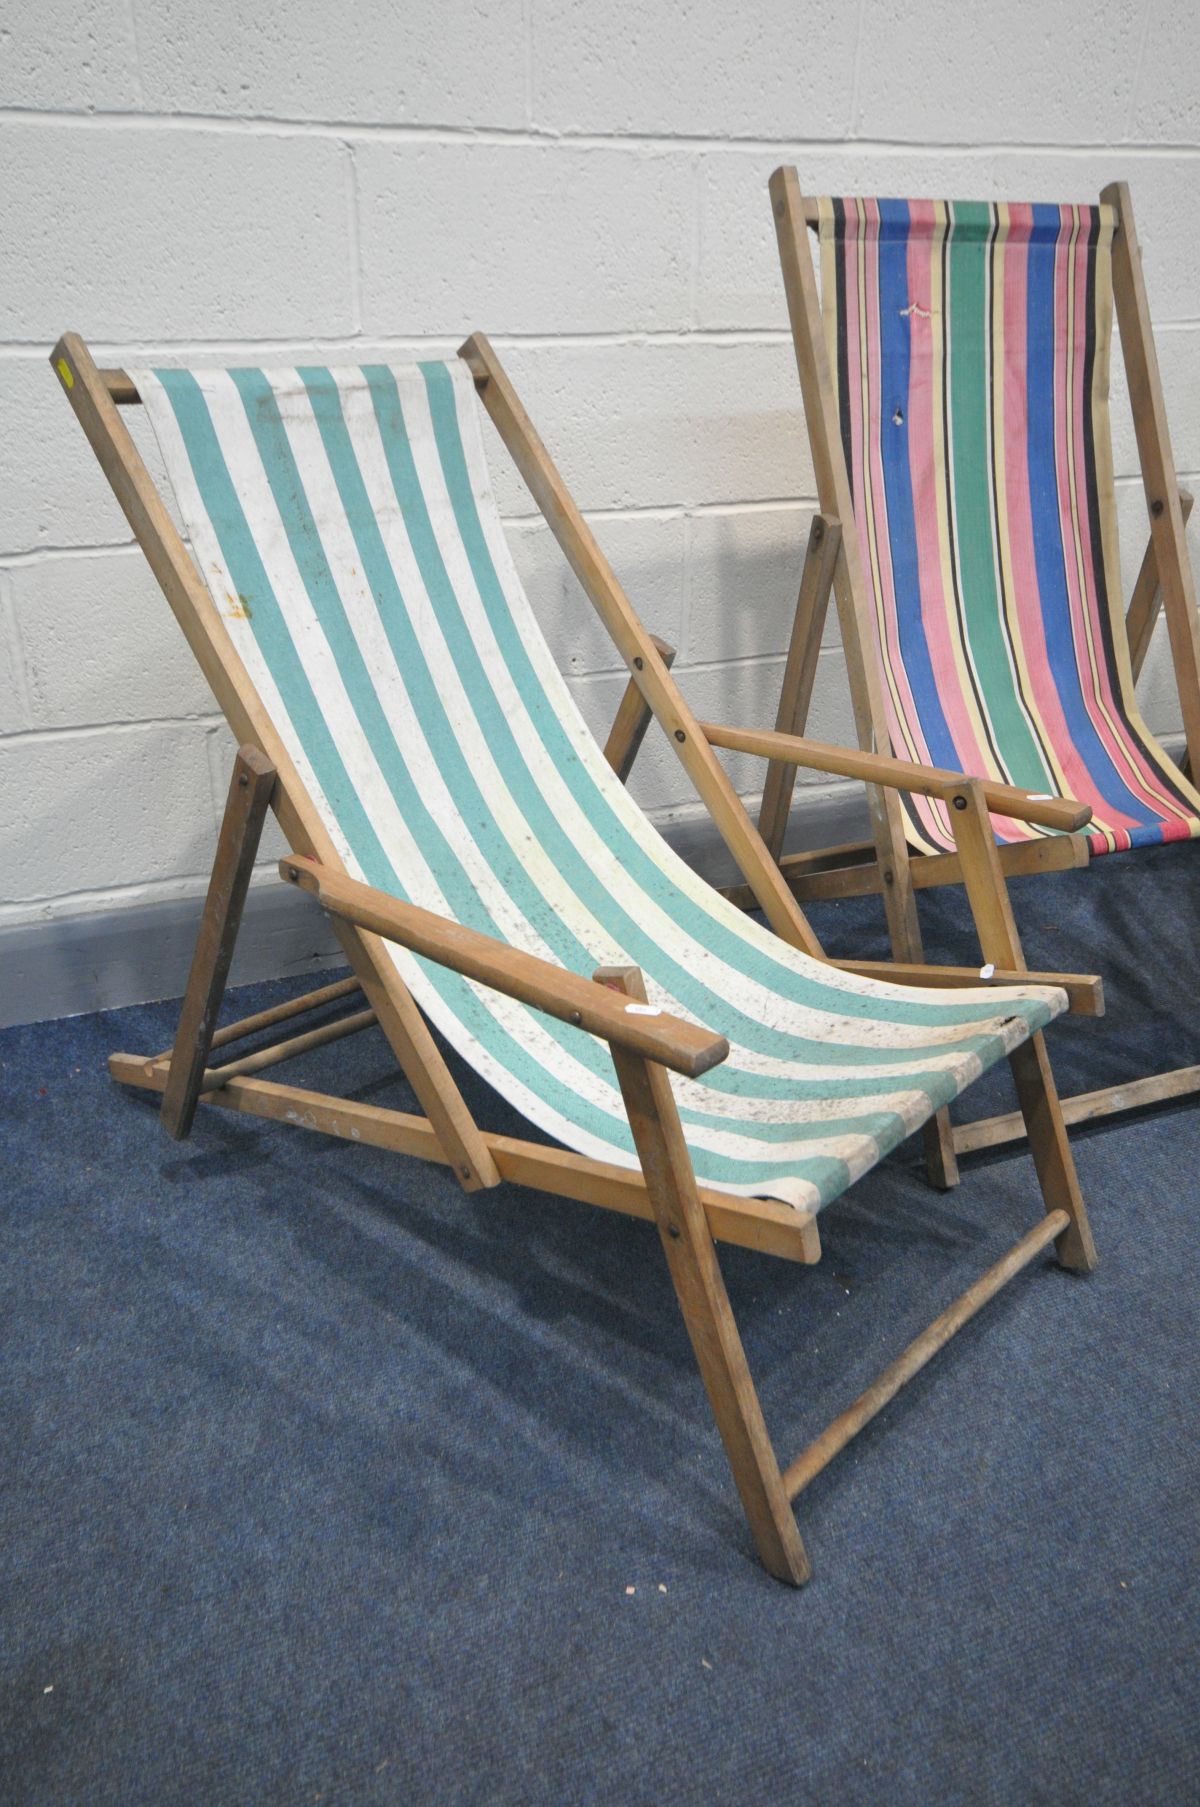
[280,856,729,1079]
[825,960,1104,1017]
[699,722,1092,833]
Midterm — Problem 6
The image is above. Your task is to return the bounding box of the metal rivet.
[674,729,686,743]
[460,1165,472,1179]
[568,1009,582,1025]
[952,794,968,811]
[633,656,644,670]
[287,866,298,880]
[882,868,894,885]
[1152,498,1165,518]
[667,1224,681,1239]
[238,772,249,787]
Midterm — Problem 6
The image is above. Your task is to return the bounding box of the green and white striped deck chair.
[53,328,1098,1588]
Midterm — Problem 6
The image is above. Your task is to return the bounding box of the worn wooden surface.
[160,745,276,1138]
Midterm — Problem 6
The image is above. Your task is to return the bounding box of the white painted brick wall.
[2,0,1198,964]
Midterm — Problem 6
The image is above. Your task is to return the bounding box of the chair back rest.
[817,197,1196,852]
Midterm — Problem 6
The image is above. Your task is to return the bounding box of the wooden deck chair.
[755,168,1200,1176]
[52,329,1101,1587]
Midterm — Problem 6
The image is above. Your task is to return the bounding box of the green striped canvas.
[134,359,1066,1214]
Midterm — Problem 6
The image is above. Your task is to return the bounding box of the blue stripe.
[1024,207,1159,828]
[875,199,959,772]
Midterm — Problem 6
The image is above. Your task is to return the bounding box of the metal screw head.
[952,794,968,811]
[1152,498,1165,518]
[568,1009,582,1025]
[674,729,686,743]
[633,656,644,670]
[667,1223,681,1239]
[460,1165,472,1180]
[286,866,299,881]
[238,772,249,787]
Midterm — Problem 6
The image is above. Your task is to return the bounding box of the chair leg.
[602,634,678,784]
[1008,1035,1098,1273]
[598,964,811,1586]
[922,1113,960,1190]
[160,744,276,1139]
[758,513,840,862]
[947,779,1097,1271]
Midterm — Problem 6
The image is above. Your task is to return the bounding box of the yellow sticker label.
[56,357,75,390]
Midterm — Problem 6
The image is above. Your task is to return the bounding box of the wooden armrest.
[280,857,729,1079]
[826,960,1104,1017]
[699,723,1092,833]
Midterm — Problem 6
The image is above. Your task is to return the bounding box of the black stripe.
[833,198,852,468]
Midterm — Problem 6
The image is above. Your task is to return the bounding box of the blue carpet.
[2,844,1198,1805]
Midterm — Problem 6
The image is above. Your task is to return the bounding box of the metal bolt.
[287,866,298,881]
[1152,498,1165,518]
[238,772,249,787]
[667,1223,681,1239]
[568,1009,582,1025]
[674,729,686,743]
[633,656,644,670]
[460,1165,472,1179]
[952,794,968,811]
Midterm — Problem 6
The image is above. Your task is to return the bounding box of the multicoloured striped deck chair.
[52,328,1099,1587]
[764,169,1200,1178]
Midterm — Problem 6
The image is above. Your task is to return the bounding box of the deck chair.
[750,169,1200,1179]
[52,329,1100,1587]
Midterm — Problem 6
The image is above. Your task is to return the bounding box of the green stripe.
[946,202,1053,787]
[147,363,1054,1209]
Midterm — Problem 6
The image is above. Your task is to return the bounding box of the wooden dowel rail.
[782,1209,1070,1501]
[197,1005,378,1091]
[150,974,362,1063]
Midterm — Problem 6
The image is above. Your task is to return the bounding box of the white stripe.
[132,362,1066,1213]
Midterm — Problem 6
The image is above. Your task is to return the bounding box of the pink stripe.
[1056,209,1180,827]
[1064,210,1194,825]
[997,205,1103,813]
[861,202,953,848]
[902,199,1005,819]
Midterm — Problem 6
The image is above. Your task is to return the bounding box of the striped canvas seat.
[135,359,1065,1215]
[818,196,1200,857]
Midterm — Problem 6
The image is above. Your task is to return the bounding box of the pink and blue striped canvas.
[819,195,1200,855]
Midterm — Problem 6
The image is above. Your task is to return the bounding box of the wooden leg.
[603,634,677,783]
[1008,1036,1097,1273]
[161,744,276,1140]
[758,514,840,861]
[1126,487,1193,683]
[948,780,1097,1272]
[598,964,811,1585]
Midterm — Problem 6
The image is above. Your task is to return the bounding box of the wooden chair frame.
[747,168,1200,1165]
[53,328,1100,1586]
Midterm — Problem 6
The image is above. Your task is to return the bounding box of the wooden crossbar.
[194,1006,378,1091]
[151,975,363,1062]
[954,1065,1200,1155]
[782,1209,1069,1500]
[108,1052,823,1265]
